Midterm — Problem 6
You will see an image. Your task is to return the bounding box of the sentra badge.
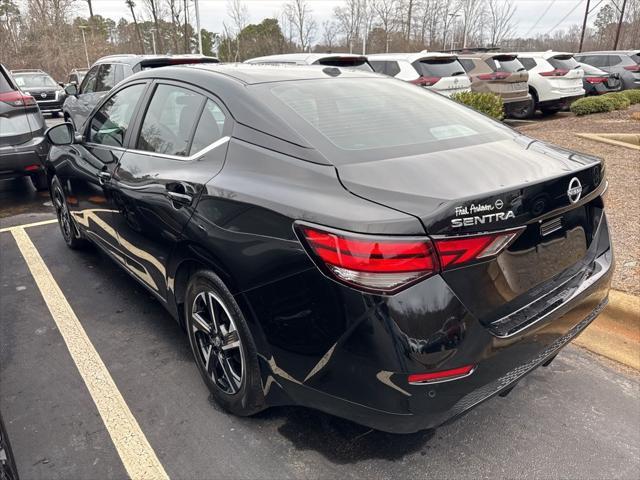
[451,200,514,228]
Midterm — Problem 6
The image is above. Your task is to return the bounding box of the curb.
[574,290,640,370]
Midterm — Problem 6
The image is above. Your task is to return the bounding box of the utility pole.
[448,13,460,52]
[613,0,627,50]
[578,0,591,53]
[150,28,157,54]
[193,0,202,55]
[79,25,90,68]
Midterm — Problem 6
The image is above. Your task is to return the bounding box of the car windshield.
[263,77,511,162]
[0,70,13,93]
[413,58,467,77]
[548,56,579,70]
[487,56,526,73]
[14,73,58,88]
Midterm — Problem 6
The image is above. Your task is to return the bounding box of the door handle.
[166,191,193,206]
[97,171,111,185]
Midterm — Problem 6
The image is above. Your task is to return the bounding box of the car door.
[60,81,149,257]
[109,81,232,301]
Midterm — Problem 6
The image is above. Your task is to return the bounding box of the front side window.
[82,66,99,93]
[88,83,146,147]
[95,64,116,92]
[136,84,205,157]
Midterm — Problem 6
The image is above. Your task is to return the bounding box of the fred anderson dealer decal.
[451,199,515,228]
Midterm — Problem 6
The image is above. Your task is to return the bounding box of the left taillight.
[0,91,37,107]
[295,224,439,294]
[539,69,569,77]
[295,223,522,294]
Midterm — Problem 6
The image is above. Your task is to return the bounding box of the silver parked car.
[574,50,640,90]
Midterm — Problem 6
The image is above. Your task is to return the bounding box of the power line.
[543,0,585,36]
[523,0,558,37]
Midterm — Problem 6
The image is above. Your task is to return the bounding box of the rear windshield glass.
[548,56,579,70]
[413,58,466,77]
[486,56,526,72]
[14,74,58,88]
[314,58,373,71]
[263,78,511,162]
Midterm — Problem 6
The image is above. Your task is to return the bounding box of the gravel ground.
[516,105,640,295]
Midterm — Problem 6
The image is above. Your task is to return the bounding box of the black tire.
[51,175,86,249]
[30,171,49,191]
[51,111,60,118]
[185,270,265,416]
[507,98,535,119]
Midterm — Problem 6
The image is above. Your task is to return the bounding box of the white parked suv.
[516,51,585,117]
[367,52,471,97]
[245,53,373,71]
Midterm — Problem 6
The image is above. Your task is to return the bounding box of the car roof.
[576,50,639,55]
[367,52,457,62]
[516,51,574,59]
[144,62,379,85]
[245,53,367,64]
[457,52,518,59]
[93,54,219,67]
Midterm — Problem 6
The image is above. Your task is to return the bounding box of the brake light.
[434,230,521,269]
[410,76,441,87]
[539,69,568,77]
[585,76,607,84]
[623,65,640,72]
[296,224,438,293]
[408,364,475,384]
[296,224,522,294]
[477,72,510,81]
[0,91,37,107]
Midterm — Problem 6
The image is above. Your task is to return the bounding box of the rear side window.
[314,58,373,71]
[96,64,116,92]
[82,66,99,93]
[88,83,145,147]
[412,58,466,78]
[0,68,13,93]
[458,59,476,72]
[189,100,227,155]
[518,57,537,70]
[487,56,526,72]
[549,55,579,70]
[137,84,205,157]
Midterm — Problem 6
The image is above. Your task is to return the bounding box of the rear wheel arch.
[528,85,539,104]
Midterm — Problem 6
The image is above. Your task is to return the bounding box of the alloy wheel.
[53,186,74,243]
[191,290,244,395]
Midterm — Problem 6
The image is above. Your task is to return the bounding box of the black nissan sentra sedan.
[43,64,612,433]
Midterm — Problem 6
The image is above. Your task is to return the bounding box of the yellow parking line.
[10,227,169,480]
[0,218,58,233]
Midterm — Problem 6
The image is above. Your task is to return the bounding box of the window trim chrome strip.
[126,135,230,161]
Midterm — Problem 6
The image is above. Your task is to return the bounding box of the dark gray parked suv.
[0,64,49,190]
[574,51,640,90]
[63,54,219,131]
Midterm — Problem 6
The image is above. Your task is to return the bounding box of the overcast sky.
[80,0,602,38]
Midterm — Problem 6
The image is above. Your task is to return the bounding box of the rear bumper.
[37,100,64,113]
[537,94,584,109]
[247,212,613,433]
[0,135,48,179]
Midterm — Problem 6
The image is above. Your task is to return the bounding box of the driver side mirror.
[46,122,77,146]
[64,83,78,96]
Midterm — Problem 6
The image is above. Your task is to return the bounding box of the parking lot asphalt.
[1,122,639,479]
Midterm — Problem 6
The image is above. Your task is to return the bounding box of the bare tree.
[459,0,484,48]
[125,0,145,53]
[372,0,398,52]
[284,0,317,52]
[322,19,340,50]
[227,0,249,60]
[334,0,362,53]
[167,0,183,53]
[143,0,163,51]
[486,0,516,47]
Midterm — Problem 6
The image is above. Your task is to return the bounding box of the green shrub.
[570,96,617,116]
[620,89,640,105]
[450,91,504,120]
[603,92,631,110]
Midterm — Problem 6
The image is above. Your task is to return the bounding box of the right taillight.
[296,223,522,294]
[623,65,640,72]
[410,76,441,87]
[585,76,607,84]
[0,91,37,107]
